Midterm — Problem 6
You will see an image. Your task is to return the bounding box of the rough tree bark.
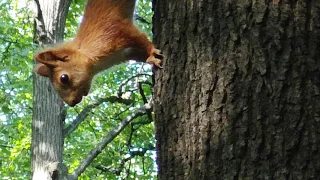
[31,0,71,179]
[153,0,320,179]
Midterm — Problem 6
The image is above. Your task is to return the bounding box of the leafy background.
[0,0,156,179]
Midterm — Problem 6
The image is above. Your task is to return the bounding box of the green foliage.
[65,0,87,38]
[0,0,34,178]
[0,0,156,179]
[135,0,154,38]
[65,62,156,179]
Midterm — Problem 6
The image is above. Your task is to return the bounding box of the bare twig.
[134,14,151,25]
[67,100,153,180]
[131,119,153,127]
[63,96,132,138]
[138,82,153,122]
[117,73,152,97]
[126,124,135,148]
[94,145,155,175]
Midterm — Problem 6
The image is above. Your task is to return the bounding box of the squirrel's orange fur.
[34,0,163,106]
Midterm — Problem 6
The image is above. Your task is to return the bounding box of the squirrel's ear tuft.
[34,63,50,77]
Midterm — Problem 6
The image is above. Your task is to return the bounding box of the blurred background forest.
[0,0,157,179]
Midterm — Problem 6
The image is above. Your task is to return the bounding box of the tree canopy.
[0,0,157,179]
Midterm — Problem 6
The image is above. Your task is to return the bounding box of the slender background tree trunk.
[153,0,320,179]
[32,0,71,179]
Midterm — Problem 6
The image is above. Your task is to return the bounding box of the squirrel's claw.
[147,48,163,68]
[147,56,163,68]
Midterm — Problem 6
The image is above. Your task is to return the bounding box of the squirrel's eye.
[60,74,69,84]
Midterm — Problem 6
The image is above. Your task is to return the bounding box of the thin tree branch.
[63,96,132,138]
[134,14,151,25]
[117,73,152,97]
[131,119,153,126]
[67,100,153,180]
[138,82,148,104]
[126,124,135,148]
[138,82,153,122]
[94,145,155,175]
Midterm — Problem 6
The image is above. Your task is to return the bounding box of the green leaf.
[2,106,10,113]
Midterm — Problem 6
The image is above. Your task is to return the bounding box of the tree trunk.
[31,0,71,179]
[153,0,320,179]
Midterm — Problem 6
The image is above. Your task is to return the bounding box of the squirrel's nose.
[69,96,82,107]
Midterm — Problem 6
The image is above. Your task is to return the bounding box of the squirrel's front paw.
[146,48,164,68]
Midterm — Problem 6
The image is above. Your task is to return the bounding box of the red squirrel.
[34,0,163,107]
